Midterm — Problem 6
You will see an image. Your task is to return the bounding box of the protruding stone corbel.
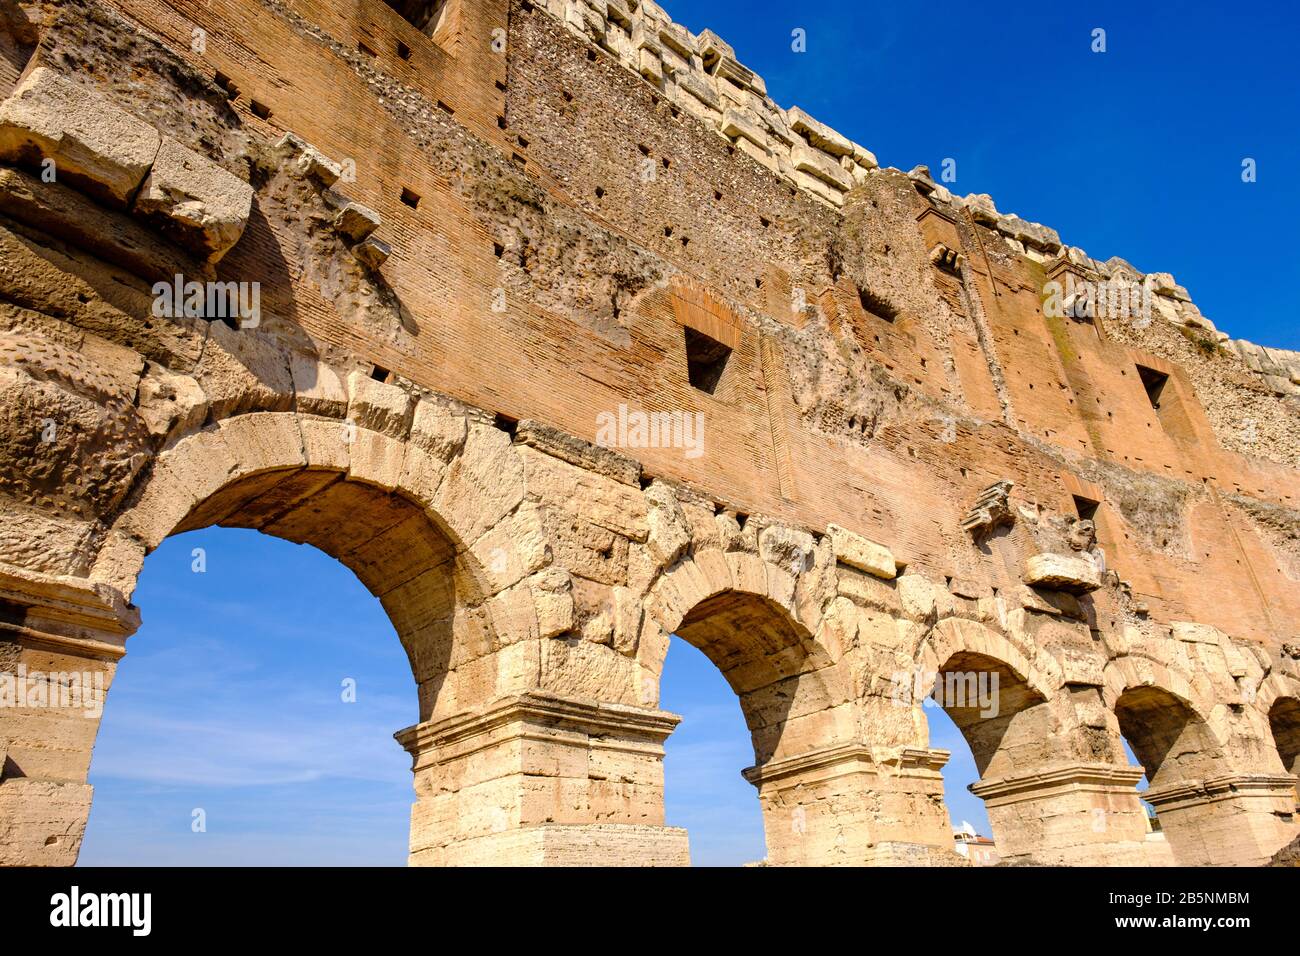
[1024,553,1102,594]
[960,480,1015,537]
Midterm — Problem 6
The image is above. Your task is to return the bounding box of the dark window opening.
[370,365,390,382]
[397,41,411,60]
[859,286,898,323]
[400,188,421,209]
[213,72,239,101]
[493,413,519,438]
[250,100,272,120]
[1073,495,1100,522]
[1136,365,1168,410]
[684,328,731,394]
[384,0,449,37]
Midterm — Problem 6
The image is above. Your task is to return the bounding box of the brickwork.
[0,0,1296,865]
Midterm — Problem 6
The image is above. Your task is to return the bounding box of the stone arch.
[908,618,1167,866]
[1102,656,1225,789]
[1102,656,1242,865]
[638,547,857,865]
[915,617,1062,706]
[641,548,841,766]
[913,617,1060,781]
[1259,676,1300,803]
[90,410,552,722]
[1101,654,1215,721]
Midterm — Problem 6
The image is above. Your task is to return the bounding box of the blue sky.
[83,1,1266,865]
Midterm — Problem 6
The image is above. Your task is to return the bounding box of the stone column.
[742,743,962,865]
[1144,773,1298,866]
[395,692,690,866]
[969,763,1172,865]
[0,566,137,865]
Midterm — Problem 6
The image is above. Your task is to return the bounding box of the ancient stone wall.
[0,0,1296,866]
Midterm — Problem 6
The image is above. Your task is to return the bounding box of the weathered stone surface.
[1,0,1296,874]
[132,137,254,262]
[334,201,382,242]
[827,524,897,579]
[1024,553,1102,593]
[0,67,159,208]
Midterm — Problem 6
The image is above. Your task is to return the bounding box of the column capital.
[970,762,1145,806]
[1144,772,1298,809]
[0,564,138,660]
[741,743,951,788]
[394,692,681,760]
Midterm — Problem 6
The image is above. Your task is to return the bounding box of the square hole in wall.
[1073,495,1100,522]
[213,72,239,101]
[1136,364,1168,410]
[385,0,449,37]
[859,286,898,323]
[684,327,731,394]
[400,188,421,208]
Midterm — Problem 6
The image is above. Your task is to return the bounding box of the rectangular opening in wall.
[1136,364,1168,410]
[859,286,898,323]
[1072,495,1100,522]
[684,327,731,394]
[384,0,450,37]
[400,187,421,209]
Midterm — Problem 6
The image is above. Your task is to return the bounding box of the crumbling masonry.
[0,0,1298,866]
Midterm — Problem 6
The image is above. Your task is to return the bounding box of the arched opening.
[147,467,478,726]
[674,591,831,766]
[925,705,992,862]
[930,651,1047,781]
[925,650,1047,864]
[80,527,414,864]
[660,587,838,865]
[1114,685,1222,865]
[1269,697,1300,810]
[659,636,765,866]
[86,456,498,865]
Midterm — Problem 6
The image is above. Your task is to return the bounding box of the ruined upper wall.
[0,0,1296,655]
[540,0,1300,422]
